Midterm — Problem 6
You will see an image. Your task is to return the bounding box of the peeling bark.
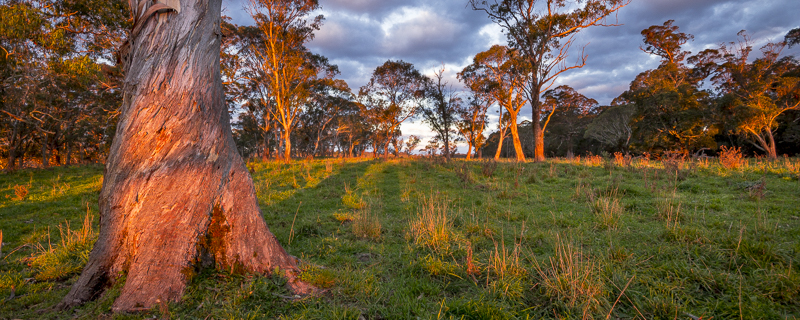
[59,0,311,312]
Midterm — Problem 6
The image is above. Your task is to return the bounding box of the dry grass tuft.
[342,183,365,209]
[408,194,455,252]
[533,235,604,316]
[583,153,603,166]
[656,191,682,230]
[29,211,96,281]
[587,188,624,230]
[352,202,382,240]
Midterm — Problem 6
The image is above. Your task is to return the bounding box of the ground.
[1,156,799,319]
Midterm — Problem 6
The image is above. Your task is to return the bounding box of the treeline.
[483,22,800,160]
[1,0,128,170]
[2,0,799,171]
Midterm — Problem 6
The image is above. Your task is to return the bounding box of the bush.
[719,146,744,169]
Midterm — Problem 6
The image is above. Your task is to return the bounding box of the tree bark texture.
[59,0,310,312]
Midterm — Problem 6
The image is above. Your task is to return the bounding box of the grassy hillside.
[1,157,799,319]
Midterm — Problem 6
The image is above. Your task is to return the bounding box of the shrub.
[719,146,744,169]
[662,150,687,175]
[481,159,498,177]
[455,162,473,184]
[11,184,29,201]
[613,152,632,167]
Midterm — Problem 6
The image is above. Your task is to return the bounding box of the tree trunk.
[6,121,19,171]
[65,142,72,166]
[766,129,777,159]
[509,116,525,162]
[531,96,545,162]
[41,134,49,168]
[494,133,504,160]
[59,0,311,312]
[283,129,292,161]
[465,141,473,160]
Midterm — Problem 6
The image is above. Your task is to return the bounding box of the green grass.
[1,157,799,319]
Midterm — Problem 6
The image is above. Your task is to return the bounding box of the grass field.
[1,156,799,319]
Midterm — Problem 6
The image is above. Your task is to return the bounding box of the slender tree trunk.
[766,129,777,159]
[65,142,72,166]
[59,0,311,312]
[494,133,504,160]
[508,115,524,162]
[7,121,19,171]
[41,134,49,168]
[283,129,292,162]
[531,94,545,162]
[465,141,473,160]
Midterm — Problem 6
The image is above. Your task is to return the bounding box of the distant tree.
[640,20,694,65]
[337,101,370,157]
[622,21,718,153]
[457,95,491,159]
[460,45,527,161]
[542,85,599,156]
[786,28,800,48]
[715,33,800,159]
[585,104,635,152]
[405,135,421,156]
[246,0,333,161]
[300,78,353,157]
[422,66,461,162]
[359,60,427,159]
[469,0,629,161]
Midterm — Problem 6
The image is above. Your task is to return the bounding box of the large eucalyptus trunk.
[59,0,311,312]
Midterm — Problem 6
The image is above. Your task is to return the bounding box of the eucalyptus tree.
[245,0,332,160]
[622,21,718,153]
[360,60,427,159]
[1,0,127,169]
[469,0,629,161]
[541,85,598,156]
[460,45,527,161]
[422,66,462,162]
[714,33,800,159]
[457,95,491,159]
[59,0,313,312]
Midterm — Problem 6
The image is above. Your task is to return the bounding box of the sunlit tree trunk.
[59,0,311,312]
[531,98,545,162]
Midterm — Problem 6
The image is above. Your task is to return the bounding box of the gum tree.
[460,45,527,161]
[59,0,312,312]
[359,60,427,159]
[469,0,629,161]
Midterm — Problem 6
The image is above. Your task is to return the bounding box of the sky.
[222,0,800,153]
